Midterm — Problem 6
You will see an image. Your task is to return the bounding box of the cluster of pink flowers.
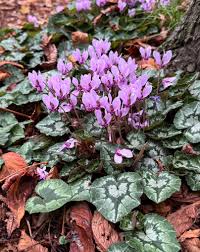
[75,0,171,14]
[28,39,173,131]
[29,40,174,164]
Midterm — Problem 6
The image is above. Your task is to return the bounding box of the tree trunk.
[166,0,200,72]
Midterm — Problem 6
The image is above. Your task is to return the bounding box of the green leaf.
[26,179,72,213]
[142,170,181,203]
[47,142,76,162]
[120,213,136,231]
[108,243,134,252]
[186,172,200,191]
[26,176,91,214]
[174,101,200,130]
[188,80,200,100]
[184,122,200,143]
[163,135,188,149]
[173,151,200,173]
[83,114,104,137]
[36,113,69,136]
[90,172,143,223]
[126,131,146,150]
[126,214,180,252]
[147,125,182,140]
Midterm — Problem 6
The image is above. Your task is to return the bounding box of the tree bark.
[166,0,200,72]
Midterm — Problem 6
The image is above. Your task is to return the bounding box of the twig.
[26,218,33,238]
[0,107,32,120]
[0,162,48,183]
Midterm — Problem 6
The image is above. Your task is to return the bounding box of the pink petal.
[120,149,133,158]
[114,154,123,164]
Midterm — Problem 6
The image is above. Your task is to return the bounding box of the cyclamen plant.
[29,39,173,164]
[75,0,171,13]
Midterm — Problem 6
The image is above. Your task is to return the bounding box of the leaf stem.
[0,107,32,120]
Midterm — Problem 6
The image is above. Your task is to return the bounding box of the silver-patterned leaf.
[70,175,91,201]
[173,151,200,173]
[83,114,104,137]
[163,135,188,149]
[90,172,143,223]
[142,170,181,203]
[147,125,182,140]
[108,242,134,252]
[174,101,200,130]
[126,214,180,252]
[188,80,200,100]
[126,131,146,150]
[184,122,200,143]
[36,113,69,136]
[186,172,200,191]
[26,179,72,213]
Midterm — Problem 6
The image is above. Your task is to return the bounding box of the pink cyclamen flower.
[162,76,176,89]
[153,50,172,67]
[37,166,48,180]
[61,138,78,150]
[128,8,136,17]
[56,5,65,13]
[75,0,92,11]
[73,49,88,64]
[57,59,73,75]
[114,148,133,164]
[27,15,39,27]
[96,0,107,6]
[28,70,45,92]
[139,47,152,60]
[118,0,127,11]
[42,93,59,111]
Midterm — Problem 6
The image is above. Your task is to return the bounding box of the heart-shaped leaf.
[125,214,180,252]
[26,176,91,214]
[126,131,146,150]
[184,122,200,143]
[173,151,200,173]
[174,101,200,130]
[147,125,182,140]
[90,172,143,223]
[83,114,104,137]
[142,170,181,203]
[163,135,188,149]
[26,179,72,214]
[186,172,200,191]
[36,113,69,136]
[188,80,200,100]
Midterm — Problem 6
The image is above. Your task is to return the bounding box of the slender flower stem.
[0,107,32,119]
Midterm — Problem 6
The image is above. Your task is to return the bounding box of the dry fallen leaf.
[2,177,35,236]
[71,31,89,44]
[18,230,48,252]
[67,202,95,252]
[182,238,200,252]
[179,229,200,242]
[0,152,27,181]
[167,201,200,237]
[41,34,57,69]
[92,211,121,252]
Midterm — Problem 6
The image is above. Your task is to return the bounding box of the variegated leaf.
[36,113,69,136]
[147,125,182,140]
[26,179,72,213]
[126,131,146,150]
[90,172,143,223]
[125,214,180,252]
[188,80,200,100]
[163,135,188,149]
[173,151,200,173]
[186,172,200,191]
[174,101,200,130]
[184,122,200,143]
[142,170,181,203]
